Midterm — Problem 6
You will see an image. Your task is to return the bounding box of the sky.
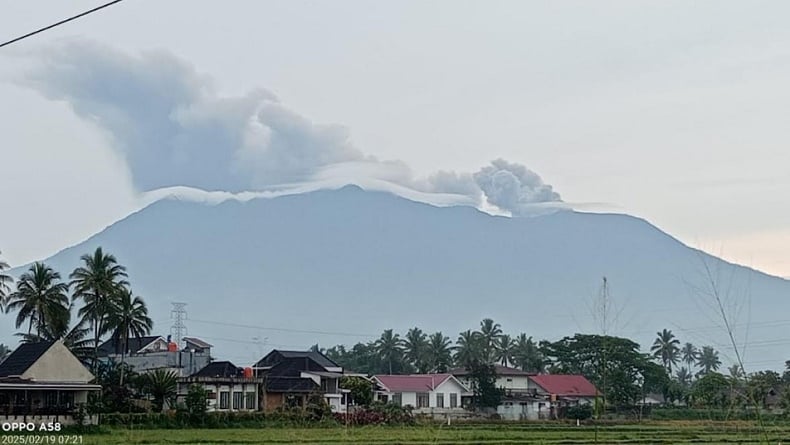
[1,0,789,278]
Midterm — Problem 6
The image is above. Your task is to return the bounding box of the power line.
[0,0,126,49]
[188,317,377,338]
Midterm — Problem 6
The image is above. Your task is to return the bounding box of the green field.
[72,422,789,444]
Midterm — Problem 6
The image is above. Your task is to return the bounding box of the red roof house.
[529,375,599,398]
[374,374,454,392]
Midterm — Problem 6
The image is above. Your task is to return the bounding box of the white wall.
[22,341,94,383]
[497,375,533,391]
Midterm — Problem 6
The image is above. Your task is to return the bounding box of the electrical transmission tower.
[170,302,188,345]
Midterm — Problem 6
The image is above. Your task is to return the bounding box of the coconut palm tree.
[0,250,12,309]
[681,342,698,369]
[375,329,403,374]
[403,327,428,372]
[144,369,179,412]
[495,334,516,367]
[697,346,721,375]
[104,288,153,384]
[513,333,544,373]
[6,262,70,337]
[477,318,502,363]
[651,329,681,372]
[676,367,692,386]
[426,332,453,372]
[70,247,128,369]
[455,330,483,368]
[17,314,93,361]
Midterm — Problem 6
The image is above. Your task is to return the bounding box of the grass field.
[73,421,789,444]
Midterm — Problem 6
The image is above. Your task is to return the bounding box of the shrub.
[566,404,593,420]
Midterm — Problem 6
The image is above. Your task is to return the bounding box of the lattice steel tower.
[170,302,188,345]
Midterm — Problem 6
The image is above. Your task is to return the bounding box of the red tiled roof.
[530,375,598,397]
[374,374,453,392]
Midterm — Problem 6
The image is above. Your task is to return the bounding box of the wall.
[122,351,211,375]
[22,342,93,383]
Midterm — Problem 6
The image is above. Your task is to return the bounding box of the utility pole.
[170,302,188,346]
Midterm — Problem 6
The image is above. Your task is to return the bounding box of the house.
[529,374,599,419]
[371,374,470,413]
[451,365,543,419]
[0,341,101,425]
[97,335,212,376]
[253,350,351,413]
[177,361,263,412]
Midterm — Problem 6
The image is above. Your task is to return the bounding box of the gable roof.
[0,342,55,377]
[97,335,164,356]
[254,350,340,370]
[530,375,599,397]
[192,361,243,378]
[450,364,534,377]
[183,337,212,349]
[374,374,457,393]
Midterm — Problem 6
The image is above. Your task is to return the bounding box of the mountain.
[6,186,789,369]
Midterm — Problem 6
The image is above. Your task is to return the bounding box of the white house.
[371,374,470,413]
[0,341,101,425]
[177,361,263,412]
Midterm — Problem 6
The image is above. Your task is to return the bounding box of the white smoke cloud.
[474,159,563,216]
[19,39,565,217]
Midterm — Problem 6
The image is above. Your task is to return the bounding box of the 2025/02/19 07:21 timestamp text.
[1,436,83,444]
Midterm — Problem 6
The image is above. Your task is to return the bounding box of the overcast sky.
[1,0,789,277]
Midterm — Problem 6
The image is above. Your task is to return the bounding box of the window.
[450,393,457,408]
[233,391,243,410]
[392,393,402,405]
[506,378,513,382]
[321,378,338,393]
[245,392,256,410]
[436,393,444,408]
[219,391,230,409]
[416,392,429,408]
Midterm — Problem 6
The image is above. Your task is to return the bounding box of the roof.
[374,374,455,393]
[192,361,243,378]
[266,376,319,393]
[183,337,212,349]
[529,375,599,397]
[254,350,340,370]
[450,364,534,377]
[97,335,164,356]
[0,342,55,377]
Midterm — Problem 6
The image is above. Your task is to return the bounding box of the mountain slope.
[7,186,789,369]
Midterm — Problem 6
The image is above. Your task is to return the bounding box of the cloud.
[19,39,565,217]
[473,159,563,216]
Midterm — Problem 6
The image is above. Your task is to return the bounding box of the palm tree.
[495,334,516,367]
[697,346,721,375]
[0,344,11,363]
[477,318,502,363]
[6,263,70,337]
[513,333,544,373]
[144,369,178,412]
[676,367,692,386]
[70,247,128,369]
[104,288,153,384]
[651,329,680,372]
[403,327,428,373]
[17,315,93,361]
[0,250,12,309]
[375,329,403,374]
[426,332,453,372]
[455,330,483,367]
[681,342,698,369]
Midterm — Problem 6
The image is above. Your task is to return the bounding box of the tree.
[340,376,373,407]
[466,359,502,410]
[144,369,178,412]
[676,367,692,387]
[746,370,781,408]
[541,334,651,407]
[426,332,453,373]
[696,346,721,375]
[104,288,153,385]
[0,250,12,310]
[403,327,428,373]
[375,329,403,374]
[681,343,698,369]
[494,334,516,367]
[6,262,70,337]
[70,247,128,370]
[185,384,209,417]
[650,329,680,373]
[513,334,544,373]
[17,314,93,360]
[455,330,483,368]
[0,344,10,362]
[689,372,730,408]
[476,318,502,363]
